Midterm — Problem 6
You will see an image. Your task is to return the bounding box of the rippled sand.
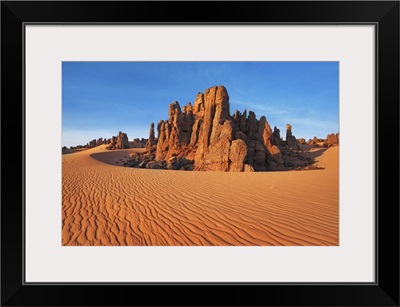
[62,145,338,246]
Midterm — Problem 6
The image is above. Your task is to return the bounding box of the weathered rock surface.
[125,85,313,172]
[229,139,248,172]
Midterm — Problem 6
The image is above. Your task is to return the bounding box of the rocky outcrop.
[229,139,248,172]
[130,138,147,148]
[145,123,157,152]
[324,133,339,147]
[297,138,306,145]
[86,137,107,148]
[308,136,324,145]
[125,85,312,172]
[154,86,283,171]
[116,132,129,149]
[154,101,188,161]
[107,136,117,149]
[306,133,339,147]
[285,124,300,150]
[273,126,282,145]
[192,86,233,171]
[106,131,130,150]
[87,139,97,148]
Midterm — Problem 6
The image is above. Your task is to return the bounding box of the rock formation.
[297,138,306,145]
[307,133,339,147]
[86,137,108,148]
[106,131,130,150]
[130,138,147,148]
[116,131,129,149]
[308,136,324,145]
[145,123,157,152]
[125,85,312,172]
[273,126,282,145]
[324,133,339,147]
[285,124,300,150]
[87,139,97,148]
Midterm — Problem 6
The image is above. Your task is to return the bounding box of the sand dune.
[62,145,339,246]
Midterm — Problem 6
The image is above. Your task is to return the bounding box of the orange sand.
[62,145,339,246]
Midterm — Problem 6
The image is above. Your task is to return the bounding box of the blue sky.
[62,62,339,148]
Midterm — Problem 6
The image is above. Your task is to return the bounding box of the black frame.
[1,1,399,306]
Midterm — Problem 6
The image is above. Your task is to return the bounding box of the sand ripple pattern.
[62,146,339,246]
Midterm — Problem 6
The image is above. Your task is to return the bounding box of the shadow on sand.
[90,149,142,166]
[298,144,329,166]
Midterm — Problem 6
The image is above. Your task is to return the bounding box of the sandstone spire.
[145,123,156,152]
[286,124,300,150]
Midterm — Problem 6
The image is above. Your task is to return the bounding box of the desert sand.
[62,144,338,246]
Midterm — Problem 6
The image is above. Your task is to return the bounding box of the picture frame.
[1,1,399,306]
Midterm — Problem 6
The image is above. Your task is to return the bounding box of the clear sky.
[62,62,339,148]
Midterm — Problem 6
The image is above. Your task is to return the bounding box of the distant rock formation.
[87,139,97,148]
[86,137,107,148]
[324,133,339,147]
[125,85,311,172]
[308,136,325,145]
[297,138,306,145]
[285,124,300,150]
[117,132,129,149]
[130,138,147,148]
[307,133,339,147]
[145,123,157,153]
[106,131,130,150]
[68,132,135,151]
